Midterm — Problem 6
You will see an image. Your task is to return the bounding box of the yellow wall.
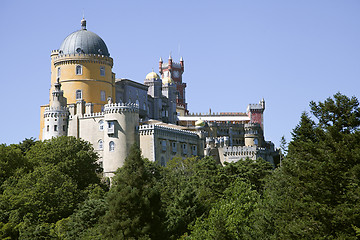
[39,105,48,140]
[49,53,115,112]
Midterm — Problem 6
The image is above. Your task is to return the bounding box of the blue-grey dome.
[59,21,110,57]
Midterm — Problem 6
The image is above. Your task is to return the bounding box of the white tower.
[102,99,139,178]
[42,79,69,140]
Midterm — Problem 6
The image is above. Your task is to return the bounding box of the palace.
[40,18,279,178]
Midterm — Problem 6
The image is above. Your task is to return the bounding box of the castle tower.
[159,55,187,114]
[161,72,177,124]
[42,79,69,140]
[247,99,265,130]
[40,18,115,139]
[102,99,139,178]
[244,123,264,147]
[144,71,162,119]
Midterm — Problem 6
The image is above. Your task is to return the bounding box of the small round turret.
[146,71,160,80]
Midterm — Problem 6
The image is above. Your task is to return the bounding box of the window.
[172,142,177,153]
[192,145,197,155]
[47,125,49,132]
[108,121,115,134]
[136,100,139,106]
[101,90,106,101]
[63,125,66,131]
[99,120,104,131]
[76,90,82,100]
[57,67,61,77]
[100,66,105,76]
[182,143,187,154]
[161,140,166,151]
[109,141,115,152]
[54,125,58,132]
[76,65,82,75]
[98,139,103,150]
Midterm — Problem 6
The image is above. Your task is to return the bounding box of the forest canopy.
[0,92,359,239]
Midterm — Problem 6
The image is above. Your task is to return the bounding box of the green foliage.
[0,136,103,239]
[25,136,101,190]
[0,144,28,186]
[100,144,163,240]
[254,93,360,239]
[190,179,259,240]
[223,157,273,194]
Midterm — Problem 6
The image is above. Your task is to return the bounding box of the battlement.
[44,106,68,112]
[139,124,198,138]
[53,53,113,67]
[244,123,261,128]
[247,103,263,111]
[104,103,139,114]
[83,112,105,118]
[188,112,247,116]
[161,62,181,69]
[44,106,69,118]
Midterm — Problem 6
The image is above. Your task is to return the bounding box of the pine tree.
[101,144,163,239]
[254,93,360,239]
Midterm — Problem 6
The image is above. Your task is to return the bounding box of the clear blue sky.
[0,0,359,147]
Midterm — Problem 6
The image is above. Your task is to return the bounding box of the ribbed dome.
[146,71,160,80]
[162,76,174,85]
[59,19,110,57]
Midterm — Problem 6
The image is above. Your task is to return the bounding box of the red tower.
[159,55,187,111]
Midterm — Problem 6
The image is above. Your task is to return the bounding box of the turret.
[168,54,173,70]
[102,99,139,179]
[42,80,69,140]
[247,99,265,130]
[244,123,263,147]
[180,56,184,72]
[144,71,162,119]
[159,57,163,75]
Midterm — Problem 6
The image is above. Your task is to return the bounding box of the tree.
[254,93,360,239]
[100,144,163,240]
[0,136,103,239]
[25,136,101,191]
[190,179,259,240]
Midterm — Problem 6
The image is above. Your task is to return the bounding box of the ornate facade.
[40,19,279,178]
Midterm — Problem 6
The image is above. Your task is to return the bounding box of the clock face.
[172,70,180,78]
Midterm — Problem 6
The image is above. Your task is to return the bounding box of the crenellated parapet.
[223,145,258,156]
[44,106,69,117]
[83,112,105,118]
[138,124,198,139]
[53,53,113,67]
[104,103,139,114]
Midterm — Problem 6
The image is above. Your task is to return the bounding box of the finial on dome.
[81,17,87,30]
[169,52,172,60]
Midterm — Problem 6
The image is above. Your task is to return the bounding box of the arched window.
[57,67,61,77]
[135,100,139,106]
[76,90,82,100]
[100,90,106,101]
[109,141,115,152]
[99,120,104,131]
[100,66,105,76]
[76,65,82,75]
[98,139,103,150]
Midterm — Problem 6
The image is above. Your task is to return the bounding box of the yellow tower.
[40,18,115,139]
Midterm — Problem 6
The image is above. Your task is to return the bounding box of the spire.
[81,17,86,30]
[159,57,163,62]
[169,52,172,60]
[180,56,184,61]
